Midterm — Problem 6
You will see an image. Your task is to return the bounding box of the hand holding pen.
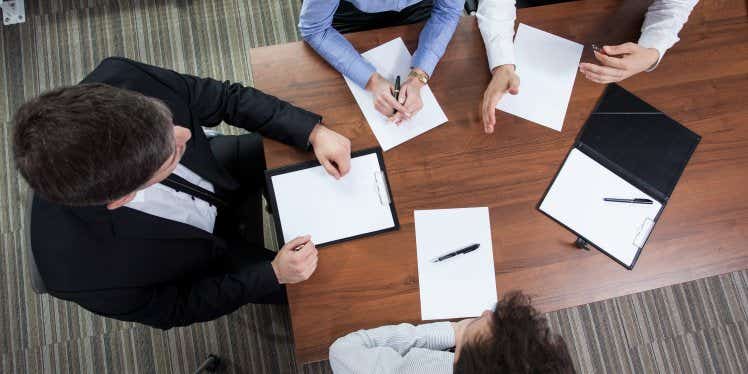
[365,73,410,123]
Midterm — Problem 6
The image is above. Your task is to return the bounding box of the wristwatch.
[408,70,429,85]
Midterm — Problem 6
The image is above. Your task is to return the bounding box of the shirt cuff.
[415,322,455,350]
[411,48,440,78]
[487,40,516,72]
[638,32,671,72]
[349,59,377,89]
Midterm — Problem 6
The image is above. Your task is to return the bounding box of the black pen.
[391,75,401,115]
[430,243,480,263]
[603,197,654,205]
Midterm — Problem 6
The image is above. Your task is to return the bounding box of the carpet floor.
[0,1,746,373]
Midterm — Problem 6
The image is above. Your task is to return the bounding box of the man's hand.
[309,124,352,179]
[452,318,475,362]
[390,72,425,125]
[579,42,660,84]
[482,65,520,134]
[271,235,319,284]
[366,73,411,122]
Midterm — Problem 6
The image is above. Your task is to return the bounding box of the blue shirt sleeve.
[299,0,377,88]
[411,0,463,77]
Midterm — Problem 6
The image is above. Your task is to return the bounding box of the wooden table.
[249,0,748,363]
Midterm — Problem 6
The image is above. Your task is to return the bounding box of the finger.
[335,151,351,176]
[481,94,493,132]
[508,75,520,95]
[579,63,624,81]
[389,112,405,125]
[284,235,311,251]
[593,51,627,69]
[296,240,316,257]
[384,95,409,117]
[583,71,614,84]
[603,42,637,56]
[321,160,341,179]
[374,101,391,116]
[398,85,407,105]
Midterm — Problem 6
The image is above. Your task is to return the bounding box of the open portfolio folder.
[539,84,701,269]
[265,148,399,247]
[343,37,448,151]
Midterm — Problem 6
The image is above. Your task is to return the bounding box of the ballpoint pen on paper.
[430,243,480,263]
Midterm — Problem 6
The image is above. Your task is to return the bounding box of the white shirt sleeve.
[638,0,699,70]
[476,0,517,71]
[329,322,455,374]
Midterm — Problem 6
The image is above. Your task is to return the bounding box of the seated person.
[12,57,352,329]
[329,291,574,373]
[299,0,464,124]
[477,0,698,133]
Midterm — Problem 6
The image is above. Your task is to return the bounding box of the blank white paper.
[343,37,448,151]
[271,153,395,246]
[539,149,663,266]
[497,23,583,131]
[415,207,497,320]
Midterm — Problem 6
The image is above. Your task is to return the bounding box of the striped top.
[329,322,455,374]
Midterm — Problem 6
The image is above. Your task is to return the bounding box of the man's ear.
[106,192,138,210]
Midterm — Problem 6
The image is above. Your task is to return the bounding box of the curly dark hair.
[454,291,575,374]
[12,83,174,206]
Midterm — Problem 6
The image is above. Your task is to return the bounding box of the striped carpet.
[0,1,746,373]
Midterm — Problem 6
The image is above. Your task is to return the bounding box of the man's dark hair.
[12,83,174,206]
[454,291,575,374]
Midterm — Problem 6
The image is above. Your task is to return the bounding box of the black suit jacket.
[30,57,321,329]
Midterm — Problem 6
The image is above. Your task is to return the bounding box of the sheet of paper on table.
[415,207,497,320]
[497,23,583,131]
[539,149,663,267]
[343,37,448,151]
[270,152,396,246]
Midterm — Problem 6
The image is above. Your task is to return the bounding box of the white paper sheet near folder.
[415,208,497,320]
[343,37,448,151]
[268,150,397,246]
[497,23,583,131]
[539,149,663,267]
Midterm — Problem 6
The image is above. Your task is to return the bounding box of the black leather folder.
[538,84,701,269]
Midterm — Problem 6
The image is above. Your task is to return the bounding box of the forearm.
[477,0,517,71]
[639,0,698,68]
[411,0,462,77]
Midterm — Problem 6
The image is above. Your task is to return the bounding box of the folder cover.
[539,84,701,269]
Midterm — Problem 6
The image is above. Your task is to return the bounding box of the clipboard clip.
[374,170,391,206]
[633,218,655,249]
[575,237,591,251]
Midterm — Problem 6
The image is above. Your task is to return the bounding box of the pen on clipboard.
[603,197,653,205]
[431,243,480,263]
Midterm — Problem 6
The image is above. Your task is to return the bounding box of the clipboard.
[538,84,701,269]
[265,147,399,247]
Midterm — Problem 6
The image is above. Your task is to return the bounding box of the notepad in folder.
[265,147,399,247]
[538,84,701,269]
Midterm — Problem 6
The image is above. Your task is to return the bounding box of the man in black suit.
[12,57,352,329]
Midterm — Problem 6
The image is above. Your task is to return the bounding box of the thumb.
[399,85,407,104]
[604,43,636,56]
[284,235,311,251]
[322,160,341,179]
[508,75,520,95]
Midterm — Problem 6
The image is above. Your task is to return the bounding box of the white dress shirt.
[476,0,699,72]
[329,322,455,374]
[125,164,218,233]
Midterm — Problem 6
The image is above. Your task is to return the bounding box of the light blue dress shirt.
[299,0,464,88]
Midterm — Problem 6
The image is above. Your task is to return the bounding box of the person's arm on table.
[579,0,698,84]
[120,57,352,178]
[392,0,464,124]
[299,0,410,122]
[329,322,456,373]
[114,236,318,330]
[476,0,520,133]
